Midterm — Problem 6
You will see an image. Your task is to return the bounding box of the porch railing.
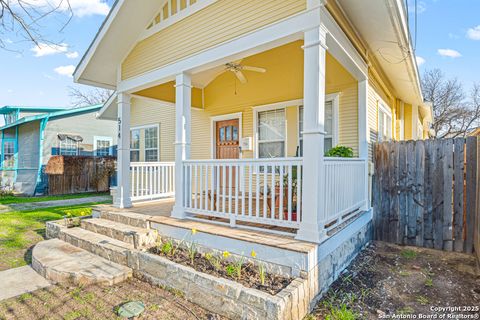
[182,158,303,230]
[323,158,368,232]
[130,162,175,201]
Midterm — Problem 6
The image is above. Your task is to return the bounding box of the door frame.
[210,112,243,159]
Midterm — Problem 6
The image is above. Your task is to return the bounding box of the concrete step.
[32,239,132,286]
[94,208,152,229]
[81,218,158,249]
[56,226,134,266]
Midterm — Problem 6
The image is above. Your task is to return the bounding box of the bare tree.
[69,86,112,107]
[0,0,72,49]
[421,69,480,138]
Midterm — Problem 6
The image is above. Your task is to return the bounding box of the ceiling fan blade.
[242,66,266,73]
[234,70,247,84]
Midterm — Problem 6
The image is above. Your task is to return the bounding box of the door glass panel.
[226,125,232,141]
[232,126,238,141]
[219,127,225,141]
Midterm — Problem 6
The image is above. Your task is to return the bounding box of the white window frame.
[378,101,393,142]
[144,125,160,162]
[298,93,339,156]
[130,123,160,162]
[59,137,79,156]
[253,100,301,159]
[94,136,113,157]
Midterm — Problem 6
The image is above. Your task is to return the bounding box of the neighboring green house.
[0,105,117,195]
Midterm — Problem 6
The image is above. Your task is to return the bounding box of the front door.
[215,119,240,160]
[215,119,240,197]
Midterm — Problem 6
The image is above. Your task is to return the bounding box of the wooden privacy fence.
[373,137,480,255]
[45,156,116,195]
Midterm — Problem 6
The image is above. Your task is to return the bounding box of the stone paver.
[0,265,51,301]
[0,195,111,213]
[32,239,132,286]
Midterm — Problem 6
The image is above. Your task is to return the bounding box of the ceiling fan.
[225,62,266,84]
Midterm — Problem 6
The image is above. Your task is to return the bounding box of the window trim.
[253,100,301,159]
[93,136,113,157]
[298,93,340,156]
[130,123,160,162]
[1,139,16,169]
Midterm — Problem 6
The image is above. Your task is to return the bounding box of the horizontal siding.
[122,0,306,79]
[331,83,358,156]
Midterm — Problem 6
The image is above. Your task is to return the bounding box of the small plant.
[416,295,429,305]
[400,249,417,259]
[186,241,197,264]
[325,146,354,158]
[398,270,410,277]
[425,277,433,287]
[205,252,222,271]
[225,264,236,277]
[397,306,415,315]
[161,240,174,255]
[325,304,357,320]
[259,264,266,286]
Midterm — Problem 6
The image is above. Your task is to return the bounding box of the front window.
[144,126,158,162]
[257,108,285,158]
[378,104,393,141]
[59,138,79,156]
[130,129,140,162]
[2,141,15,168]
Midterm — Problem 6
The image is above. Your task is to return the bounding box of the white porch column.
[296,26,328,243]
[171,72,192,219]
[358,79,370,210]
[115,92,132,208]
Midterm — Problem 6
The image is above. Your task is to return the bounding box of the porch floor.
[93,199,317,254]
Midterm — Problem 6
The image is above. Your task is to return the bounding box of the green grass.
[325,304,357,320]
[400,249,417,259]
[0,192,108,205]
[0,203,104,270]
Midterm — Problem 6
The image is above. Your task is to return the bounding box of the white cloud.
[22,0,110,17]
[416,56,426,66]
[54,65,75,77]
[31,43,68,57]
[437,49,462,58]
[467,25,480,40]
[66,51,79,59]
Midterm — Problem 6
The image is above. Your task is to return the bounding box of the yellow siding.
[122,0,306,80]
[132,41,359,160]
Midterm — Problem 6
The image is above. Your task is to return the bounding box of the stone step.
[32,239,132,286]
[93,208,152,229]
[81,218,158,249]
[57,226,134,266]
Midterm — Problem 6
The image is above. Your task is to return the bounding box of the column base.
[113,198,132,209]
[171,205,187,219]
[295,225,326,243]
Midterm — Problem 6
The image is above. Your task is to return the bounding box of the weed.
[325,304,357,320]
[397,306,415,314]
[64,310,82,320]
[18,293,32,302]
[148,304,160,312]
[425,278,433,287]
[304,314,316,320]
[161,240,174,255]
[226,264,236,277]
[398,270,411,277]
[186,241,197,264]
[400,249,417,259]
[416,295,429,305]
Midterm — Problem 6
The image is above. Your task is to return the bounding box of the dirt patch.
[0,277,225,320]
[149,244,292,295]
[310,241,480,319]
[0,230,44,271]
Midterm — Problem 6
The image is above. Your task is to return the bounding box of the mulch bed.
[148,245,292,295]
[310,241,480,319]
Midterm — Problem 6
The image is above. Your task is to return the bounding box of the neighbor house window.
[144,126,158,162]
[2,141,15,168]
[257,108,285,158]
[378,103,393,141]
[59,138,79,156]
[298,95,338,156]
[94,136,112,157]
[130,129,140,162]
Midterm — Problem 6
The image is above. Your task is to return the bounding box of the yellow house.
[72,1,433,317]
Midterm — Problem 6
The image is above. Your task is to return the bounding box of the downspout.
[34,117,49,196]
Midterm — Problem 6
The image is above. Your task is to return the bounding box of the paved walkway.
[0,195,111,213]
[0,266,51,301]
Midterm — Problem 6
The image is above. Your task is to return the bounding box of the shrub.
[325,146,354,158]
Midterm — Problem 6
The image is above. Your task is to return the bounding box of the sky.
[0,0,479,108]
